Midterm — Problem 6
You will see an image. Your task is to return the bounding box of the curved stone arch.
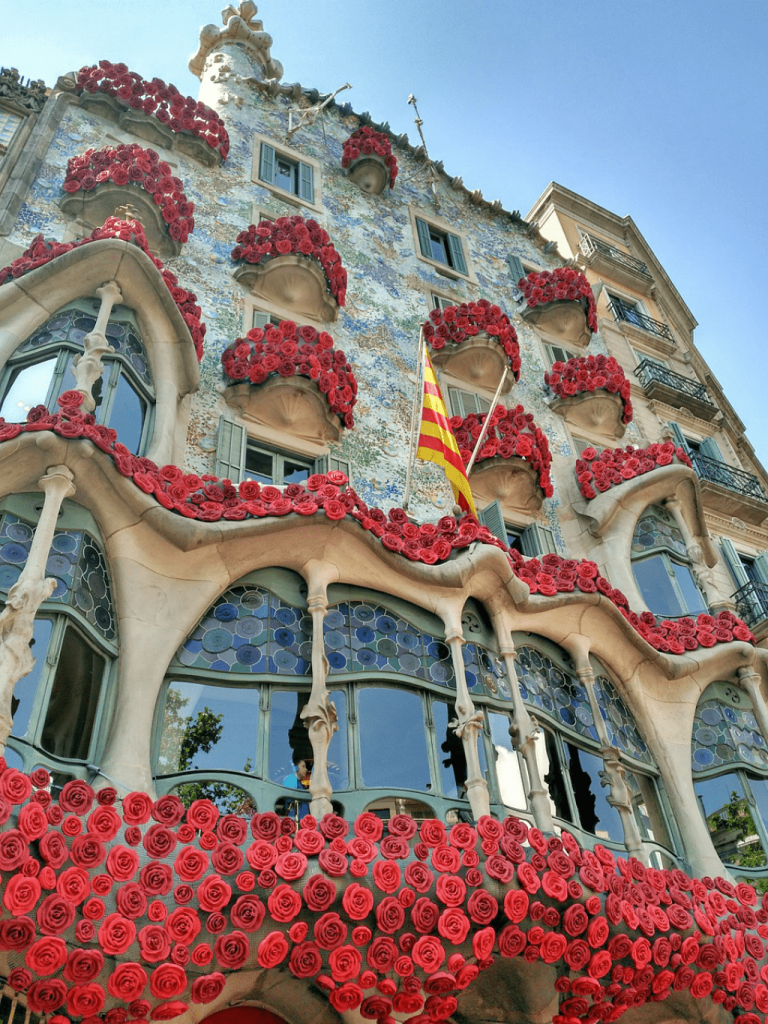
[0,238,199,465]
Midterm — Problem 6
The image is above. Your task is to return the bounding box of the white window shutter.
[215,416,246,481]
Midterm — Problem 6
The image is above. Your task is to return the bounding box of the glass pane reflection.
[358,687,430,792]
[107,372,145,453]
[0,358,57,420]
[11,617,53,740]
[565,744,624,842]
[433,698,486,799]
[695,773,766,867]
[488,711,525,809]
[633,556,682,617]
[159,681,257,775]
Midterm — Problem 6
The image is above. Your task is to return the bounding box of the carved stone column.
[575,660,647,864]
[738,666,768,745]
[443,612,490,819]
[492,618,554,831]
[71,280,122,412]
[0,465,75,753]
[664,497,719,607]
[300,571,337,818]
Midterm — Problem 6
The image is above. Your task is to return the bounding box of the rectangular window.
[414,215,469,277]
[447,386,490,419]
[431,293,456,312]
[546,344,577,365]
[0,109,23,157]
[244,442,316,487]
[257,140,317,205]
[252,309,282,331]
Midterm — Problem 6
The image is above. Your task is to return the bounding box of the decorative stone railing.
[545,354,632,437]
[342,126,397,193]
[516,268,597,346]
[422,301,520,392]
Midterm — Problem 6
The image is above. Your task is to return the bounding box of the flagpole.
[465,366,509,476]
[402,329,426,511]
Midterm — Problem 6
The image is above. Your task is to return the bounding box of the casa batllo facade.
[0,6,767,1024]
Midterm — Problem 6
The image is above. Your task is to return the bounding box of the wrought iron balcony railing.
[579,233,652,278]
[609,300,675,342]
[690,451,768,502]
[733,580,768,628]
[634,359,714,406]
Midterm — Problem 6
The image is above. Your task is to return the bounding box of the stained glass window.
[516,645,597,743]
[691,696,768,773]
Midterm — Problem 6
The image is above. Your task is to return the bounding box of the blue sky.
[5,0,768,462]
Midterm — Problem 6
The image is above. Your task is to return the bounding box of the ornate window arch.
[514,635,676,864]
[692,680,768,882]
[631,504,707,617]
[0,494,116,785]
[0,300,153,454]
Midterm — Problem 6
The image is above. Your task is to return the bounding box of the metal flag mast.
[402,329,426,512]
[465,366,509,475]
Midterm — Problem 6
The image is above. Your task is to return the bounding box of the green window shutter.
[478,500,507,545]
[720,538,750,587]
[215,416,246,481]
[415,217,433,259]
[753,554,768,585]
[520,523,556,557]
[507,254,526,286]
[667,421,688,451]
[329,455,351,479]
[259,143,276,185]
[447,233,468,276]
[699,437,725,463]
[298,161,314,202]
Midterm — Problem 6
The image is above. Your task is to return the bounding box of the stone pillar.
[300,568,337,818]
[493,622,554,831]
[70,280,122,412]
[442,610,490,819]
[738,666,768,746]
[664,497,719,607]
[574,658,647,864]
[0,465,75,753]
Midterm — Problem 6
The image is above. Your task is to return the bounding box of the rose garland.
[517,268,598,334]
[422,300,521,380]
[576,444,693,501]
[0,400,754,652]
[451,406,554,498]
[545,355,633,425]
[231,217,347,307]
[0,763,766,1024]
[0,218,205,360]
[62,144,194,245]
[507,550,755,650]
[342,127,398,188]
[221,323,357,428]
[75,62,229,160]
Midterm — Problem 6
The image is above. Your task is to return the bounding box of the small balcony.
[579,233,653,291]
[634,358,715,419]
[609,300,675,345]
[690,451,768,524]
[733,580,768,630]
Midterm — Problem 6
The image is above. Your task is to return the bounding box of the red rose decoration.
[256,931,289,969]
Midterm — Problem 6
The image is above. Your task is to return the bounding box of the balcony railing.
[609,300,675,342]
[690,451,768,502]
[733,580,768,628]
[634,359,714,406]
[579,233,652,278]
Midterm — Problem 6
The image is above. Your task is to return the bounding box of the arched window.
[0,300,153,454]
[0,496,116,784]
[692,681,768,881]
[631,504,707,617]
[515,637,675,863]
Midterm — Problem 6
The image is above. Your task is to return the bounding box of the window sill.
[255,178,324,217]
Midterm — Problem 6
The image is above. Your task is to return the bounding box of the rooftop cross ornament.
[286,81,352,145]
[408,94,441,211]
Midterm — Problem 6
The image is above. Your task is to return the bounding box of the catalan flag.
[416,348,477,516]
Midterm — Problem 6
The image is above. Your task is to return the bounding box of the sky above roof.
[5,0,767,463]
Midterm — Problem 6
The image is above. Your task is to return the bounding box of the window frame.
[409,207,475,282]
[252,133,322,212]
[631,506,708,618]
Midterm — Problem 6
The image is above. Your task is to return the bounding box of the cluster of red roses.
[0,218,205,360]
[62,144,194,245]
[517,267,599,333]
[422,300,521,379]
[576,443,693,500]
[75,62,229,159]
[341,127,398,188]
[507,551,755,650]
[231,217,347,307]
[221,322,357,427]
[451,405,554,497]
[545,355,633,425]
[0,763,766,1024]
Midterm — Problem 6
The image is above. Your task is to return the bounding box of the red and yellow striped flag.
[416,348,477,516]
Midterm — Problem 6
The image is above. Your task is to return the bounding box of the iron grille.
[690,452,768,502]
[609,300,674,342]
[733,580,768,628]
[579,233,651,278]
[633,359,714,405]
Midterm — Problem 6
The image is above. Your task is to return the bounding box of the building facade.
[0,6,767,1024]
